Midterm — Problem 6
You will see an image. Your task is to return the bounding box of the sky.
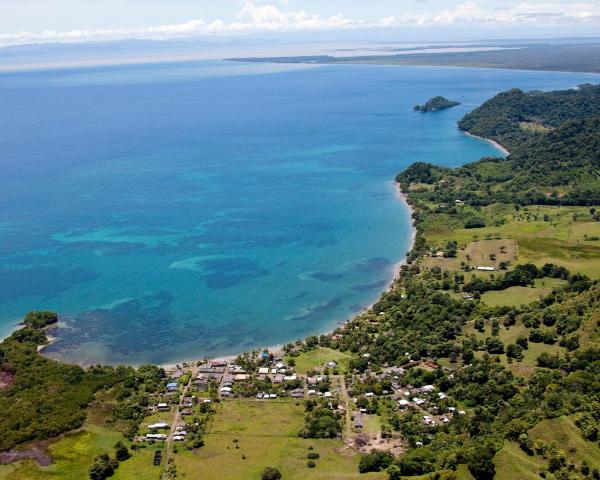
[2,0,600,46]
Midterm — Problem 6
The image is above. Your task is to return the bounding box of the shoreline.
[160,181,416,370]
[463,130,510,156]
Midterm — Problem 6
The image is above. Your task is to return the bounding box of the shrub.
[261,467,282,480]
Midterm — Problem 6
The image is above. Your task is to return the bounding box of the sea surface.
[1,59,597,365]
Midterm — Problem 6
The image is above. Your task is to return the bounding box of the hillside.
[399,84,600,206]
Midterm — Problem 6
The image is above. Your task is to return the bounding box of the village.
[135,339,467,475]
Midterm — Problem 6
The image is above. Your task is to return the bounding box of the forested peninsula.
[1,84,600,480]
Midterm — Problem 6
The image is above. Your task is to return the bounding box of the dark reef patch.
[0,266,99,300]
[308,271,345,282]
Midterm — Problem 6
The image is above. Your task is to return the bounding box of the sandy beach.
[463,131,511,156]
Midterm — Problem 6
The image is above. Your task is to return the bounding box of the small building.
[354,412,363,430]
[477,266,496,272]
[290,389,304,398]
[258,367,269,375]
[181,408,193,416]
[156,403,170,411]
[148,422,169,430]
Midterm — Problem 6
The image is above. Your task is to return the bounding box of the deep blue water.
[1,60,598,365]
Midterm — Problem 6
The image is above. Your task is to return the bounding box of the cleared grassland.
[463,319,566,377]
[174,399,385,480]
[529,416,600,470]
[480,277,566,308]
[0,390,164,480]
[493,442,543,480]
[0,424,160,480]
[290,347,355,374]
[424,205,600,279]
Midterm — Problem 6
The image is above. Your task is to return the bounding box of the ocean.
[0,59,597,364]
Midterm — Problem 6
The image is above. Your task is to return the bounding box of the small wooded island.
[413,96,461,112]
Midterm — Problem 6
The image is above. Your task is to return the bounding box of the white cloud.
[1,1,599,47]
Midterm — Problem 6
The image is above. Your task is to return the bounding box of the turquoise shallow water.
[1,60,598,365]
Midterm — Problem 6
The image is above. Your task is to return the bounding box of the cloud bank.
[1,1,600,46]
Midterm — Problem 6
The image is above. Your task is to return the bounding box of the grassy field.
[0,389,164,480]
[174,399,385,480]
[529,416,600,470]
[493,442,543,480]
[0,424,160,480]
[290,347,355,374]
[424,205,600,279]
[463,317,566,377]
[480,278,566,307]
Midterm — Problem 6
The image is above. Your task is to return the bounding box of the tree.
[261,467,282,480]
[468,447,496,480]
[387,464,402,480]
[359,451,393,473]
[114,441,130,461]
[89,454,116,480]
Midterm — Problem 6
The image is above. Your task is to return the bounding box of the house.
[324,392,332,398]
[170,369,184,380]
[307,377,318,386]
[181,408,193,416]
[166,382,178,392]
[273,374,284,384]
[290,389,305,398]
[269,393,277,399]
[146,434,167,441]
[235,374,248,381]
[308,389,317,396]
[156,403,170,411]
[365,392,374,398]
[258,367,269,375]
[148,422,169,430]
[283,375,297,381]
[354,412,363,430]
[398,399,410,408]
[220,386,232,393]
[438,392,447,400]
[327,361,338,369]
[182,397,194,408]
[211,359,228,367]
[173,435,184,442]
